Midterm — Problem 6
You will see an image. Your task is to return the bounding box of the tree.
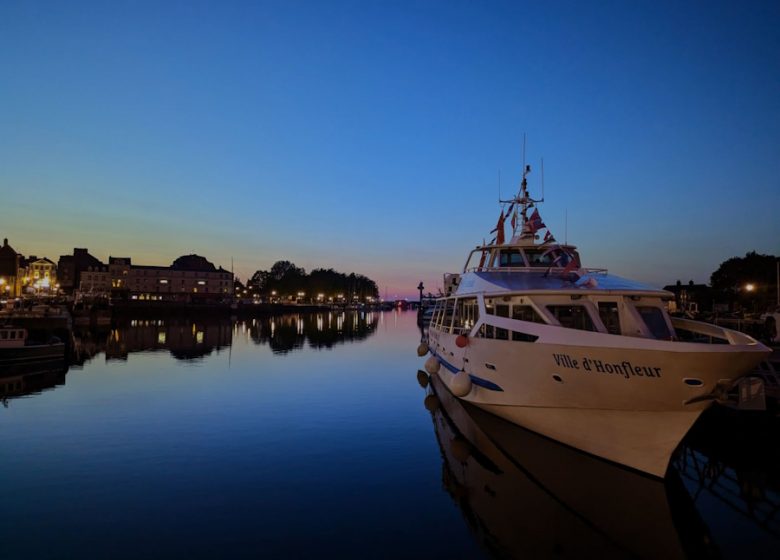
[710,251,778,312]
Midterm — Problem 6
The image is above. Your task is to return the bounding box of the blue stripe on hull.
[431,351,503,392]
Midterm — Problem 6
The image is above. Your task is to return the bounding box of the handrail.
[671,317,757,345]
[464,266,609,274]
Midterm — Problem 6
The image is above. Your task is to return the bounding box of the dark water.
[1,311,778,559]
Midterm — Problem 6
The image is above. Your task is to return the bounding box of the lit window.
[159,279,168,284]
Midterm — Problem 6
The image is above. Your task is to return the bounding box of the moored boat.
[421,162,771,478]
[0,325,66,372]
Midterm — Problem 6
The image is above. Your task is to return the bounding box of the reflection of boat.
[423,163,770,477]
[424,371,714,559]
[0,362,68,402]
[0,325,66,373]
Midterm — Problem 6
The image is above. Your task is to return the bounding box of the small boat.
[0,325,66,371]
[421,162,771,478]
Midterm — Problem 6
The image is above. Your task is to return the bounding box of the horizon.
[2,1,779,298]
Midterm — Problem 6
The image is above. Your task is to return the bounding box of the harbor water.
[1,311,778,559]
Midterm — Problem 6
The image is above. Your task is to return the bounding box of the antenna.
[522,133,526,172]
[565,209,568,245]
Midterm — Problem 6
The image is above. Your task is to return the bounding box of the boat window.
[598,302,621,335]
[547,305,595,331]
[512,331,539,342]
[524,249,559,268]
[637,306,673,340]
[492,304,510,339]
[477,324,538,342]
[512,305,545,323]
[442,299,456,333]
[476,324,495,339]
[453,298,479,334]
[499,250,525,267]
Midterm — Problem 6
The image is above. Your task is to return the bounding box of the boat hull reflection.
[425,371,715,559]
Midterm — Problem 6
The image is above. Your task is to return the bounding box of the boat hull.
[427,329,768,477]
[0,344,66,370]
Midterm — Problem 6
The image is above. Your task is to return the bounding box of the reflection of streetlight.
[745,283,755,292]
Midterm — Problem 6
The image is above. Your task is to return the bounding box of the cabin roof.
[454,270,668,296]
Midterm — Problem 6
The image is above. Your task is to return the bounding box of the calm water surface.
[1,311,778,559]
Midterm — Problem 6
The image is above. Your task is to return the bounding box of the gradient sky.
[1,0,778,297]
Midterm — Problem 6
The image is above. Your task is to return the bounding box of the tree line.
[244,260,379,301]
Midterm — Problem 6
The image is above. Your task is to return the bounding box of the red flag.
[528,208,546,233]
[496,210,505,245]
[560,257,579,277]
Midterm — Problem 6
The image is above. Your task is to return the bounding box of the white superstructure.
[423,163,770,478]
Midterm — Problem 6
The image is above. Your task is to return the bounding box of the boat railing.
[464,265,609,274]
[671,317,758,345]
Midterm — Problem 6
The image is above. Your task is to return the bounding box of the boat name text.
[552,353,661,378]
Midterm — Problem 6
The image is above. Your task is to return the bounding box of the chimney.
[3,238,7,247]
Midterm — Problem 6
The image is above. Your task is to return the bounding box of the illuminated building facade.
[110,254,233,303]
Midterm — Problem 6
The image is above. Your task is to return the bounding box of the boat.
[420,162,771,478]
[0,324,66,372]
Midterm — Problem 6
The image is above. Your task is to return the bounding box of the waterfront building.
[0,238,22,298]
[663,280,713,315]
[110,254,233,303]
[80,265,112,295]
[57,248,105,294]
[20,256,58,294]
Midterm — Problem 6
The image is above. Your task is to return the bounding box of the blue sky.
[1,0,778,297]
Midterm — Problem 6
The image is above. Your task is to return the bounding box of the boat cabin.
[464,244,583,272]
[0,326,27,348]
[429,293,682,342]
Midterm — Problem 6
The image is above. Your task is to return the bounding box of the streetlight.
[745,283,755,292]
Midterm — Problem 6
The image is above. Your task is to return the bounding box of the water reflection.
[424,371,717,559]
[66,311,379,366]
[105,319,233,362]
[246,311,378,354]
[674,407,780,554]
[0,362,67,405]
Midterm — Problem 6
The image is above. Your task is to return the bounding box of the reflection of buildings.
[104,319,233,361]
[246,311,379,354]
[674,407,780,549]
[424,372,715,560]
[70,311,380,365]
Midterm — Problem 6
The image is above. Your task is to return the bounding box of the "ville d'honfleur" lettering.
[552,353,661,379]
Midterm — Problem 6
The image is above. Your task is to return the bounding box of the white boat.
[421,163,771,478]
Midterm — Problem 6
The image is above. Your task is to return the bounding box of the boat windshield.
[637,306,674,340]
